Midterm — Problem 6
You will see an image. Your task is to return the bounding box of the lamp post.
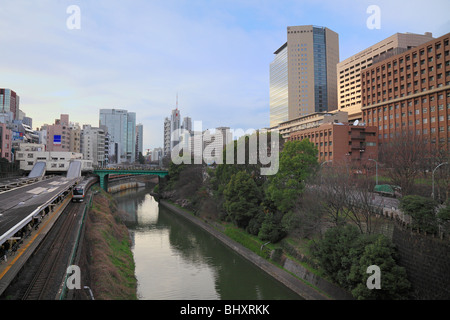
[369,158,378,186]
[432,162,448,200]
[320,160,332,167]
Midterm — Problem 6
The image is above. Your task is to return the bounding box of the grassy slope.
[84,187,137,300]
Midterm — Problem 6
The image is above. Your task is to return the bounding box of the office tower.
[164,117,171,157]
[0,88,20,120]
[136,123,143,161]
[99,109,136,163]
[338,32,434,121]
[361,33,450,149]
[127,112,136,162]
[171,108,181,151]
[182,117,192,133]
[270,25,339,128]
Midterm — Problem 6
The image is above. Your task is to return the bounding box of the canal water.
[113,187,303,300]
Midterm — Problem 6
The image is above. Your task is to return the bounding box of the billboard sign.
[54,135,61,145]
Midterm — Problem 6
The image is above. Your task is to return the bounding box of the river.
[113,187,303,300]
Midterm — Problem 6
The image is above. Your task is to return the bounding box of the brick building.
[289,122,378,164]
[361,33,450,150]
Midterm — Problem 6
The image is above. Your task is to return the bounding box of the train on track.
[72,176,98,202]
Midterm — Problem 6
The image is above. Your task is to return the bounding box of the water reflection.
[114,187,302,300]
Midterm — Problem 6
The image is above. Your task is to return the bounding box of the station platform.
[0,195,72,297]
[0,176,80,246]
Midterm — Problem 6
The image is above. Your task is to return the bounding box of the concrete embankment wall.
[159,200,350,300]
[107,181,145,193]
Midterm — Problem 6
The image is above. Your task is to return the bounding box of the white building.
[15,143,92,173]
[81,124,106,167]
[151,147,163,163]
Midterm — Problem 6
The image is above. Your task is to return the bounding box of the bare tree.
[378,132,429,196]
[317,159,385,234]
[318,160,354,228]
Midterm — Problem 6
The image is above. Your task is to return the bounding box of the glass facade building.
[313,27,328,112]
[269,25,339,128]
[270,43,289,128]
[99,108,136,163]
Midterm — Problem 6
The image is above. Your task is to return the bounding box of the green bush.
[400,195,438,234]
[311,225,411,299]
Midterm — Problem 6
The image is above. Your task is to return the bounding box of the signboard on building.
[12,131,23,141]
[53,135,61,145]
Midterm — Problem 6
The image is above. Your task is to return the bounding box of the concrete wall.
[392,224,450,299]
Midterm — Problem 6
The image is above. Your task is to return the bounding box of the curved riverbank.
[159,200,334,300]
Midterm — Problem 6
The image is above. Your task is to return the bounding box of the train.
[72,176,98,202]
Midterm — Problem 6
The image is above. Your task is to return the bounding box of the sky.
[0,0,449,151]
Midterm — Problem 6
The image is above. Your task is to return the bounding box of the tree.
[312,225,411,299]
[378,132,428,195]
[349,235,411,300]
[310,224,362,287]
[258,211,286,243]
[223,171,262,229]
[266,139,318,213]
[400,195,438,234]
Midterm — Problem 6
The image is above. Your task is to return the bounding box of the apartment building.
[360,33,450,149]
[338,32,434,121]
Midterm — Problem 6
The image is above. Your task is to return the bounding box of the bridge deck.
[93,169,168,190]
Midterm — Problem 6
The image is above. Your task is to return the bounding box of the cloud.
[0,0,448,149]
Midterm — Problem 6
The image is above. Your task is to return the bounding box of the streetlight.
[320,160,332,167]
[368,158,378,186]
[432,162,448,200]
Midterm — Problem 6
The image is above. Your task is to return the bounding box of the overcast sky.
[1,0,449,150]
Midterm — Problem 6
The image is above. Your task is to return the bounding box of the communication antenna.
[353,120,359,126]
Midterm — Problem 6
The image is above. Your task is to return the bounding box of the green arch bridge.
[93,169,169,191]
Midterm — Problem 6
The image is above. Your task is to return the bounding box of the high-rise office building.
[163,117,171,158]
[99,109,136,163]
[182,117,192,133]
[126,112,136,162]
[337,32,434,121]
[270,25,339,128]
[135,123,143,161]
[171,108,181,151]
[0,88,20,120]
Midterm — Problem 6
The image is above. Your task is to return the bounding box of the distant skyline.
[0,0,449,150]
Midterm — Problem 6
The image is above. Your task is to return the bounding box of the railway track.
[22,201,81,300]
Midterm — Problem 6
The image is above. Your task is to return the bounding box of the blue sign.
[54,135,61,145]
